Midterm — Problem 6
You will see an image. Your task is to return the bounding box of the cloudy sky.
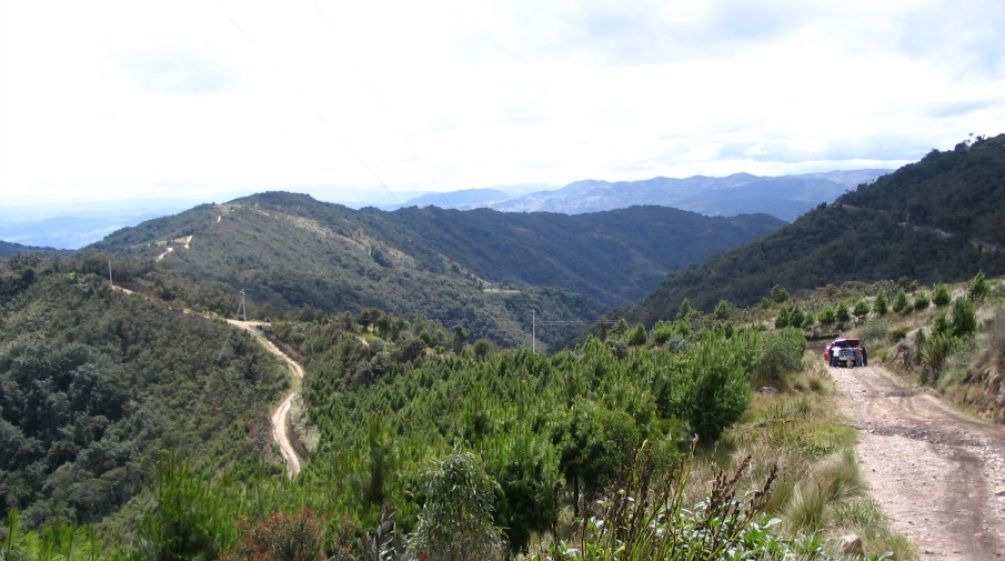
[1,0,1003,209]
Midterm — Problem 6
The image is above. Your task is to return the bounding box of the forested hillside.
[0,241,62,258]
[88,193,782,347]
[632,135,1005,324]
[0,255,287,527]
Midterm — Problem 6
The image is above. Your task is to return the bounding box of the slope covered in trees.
[632,135,1005,324]
[88,194,782,347]
[0,255,287,527]
[0,241,62,258]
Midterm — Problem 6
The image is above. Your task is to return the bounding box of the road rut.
[832,365,1005,559]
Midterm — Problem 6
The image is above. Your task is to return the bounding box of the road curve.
[227,319,305,478]
[832,365,1005,560]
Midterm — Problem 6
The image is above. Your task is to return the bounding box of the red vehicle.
[823,338,867,368]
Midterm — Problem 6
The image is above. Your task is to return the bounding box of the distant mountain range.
[401,170,891,221]
[1,171,885,249]
[87,195,783,348]
[631,136,1005,323]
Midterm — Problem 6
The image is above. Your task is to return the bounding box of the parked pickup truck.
[823,338,867,368]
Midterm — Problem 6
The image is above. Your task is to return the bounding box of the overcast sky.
[1,0,1003,209]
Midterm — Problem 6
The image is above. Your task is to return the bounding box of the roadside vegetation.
[1,267,912,560]
[0,255,287,530]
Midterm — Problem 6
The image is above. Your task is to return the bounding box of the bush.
[775,308,790,328]
[835,303,851,323]
[853,299,870,318]
[873,291,889,315]
[757,329,806,384]
[969,270,989,302]
[914,291,931,311]
[932,284,951,307]
[923,332,958,372]
[135,456,235,561]
[219,510,325,561]
[819,308,836,326]
[892,291,909,313]
[622,324,647,346]
[951,298,977,337]
[889,326,909,342]
[410,452,503,561]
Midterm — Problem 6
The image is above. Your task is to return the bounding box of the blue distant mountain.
[489,170,891,221]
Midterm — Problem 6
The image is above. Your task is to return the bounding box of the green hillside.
[88,194,782,348]
[0,256,287,527]
[632,135,1005,324]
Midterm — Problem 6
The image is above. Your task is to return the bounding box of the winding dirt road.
[833,365,1005,559]
[227,319,305,478]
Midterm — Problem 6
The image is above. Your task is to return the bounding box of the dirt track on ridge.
[833,365,1005,559]
[227,319,305,478]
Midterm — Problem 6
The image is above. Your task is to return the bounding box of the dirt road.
[833,365,1005,559]
[227,319,305,478]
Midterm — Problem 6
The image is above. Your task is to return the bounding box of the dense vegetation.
[0,241,62,258]
[633,135,1005,324]
[86,194,782,348]
[0,255,287,527]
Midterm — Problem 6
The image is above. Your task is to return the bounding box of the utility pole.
[237,289,247,321]
[531,309,536,353]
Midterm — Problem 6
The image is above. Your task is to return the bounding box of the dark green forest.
[0,242,62,258]
[633,135,1005,324]
[0,256,287,527]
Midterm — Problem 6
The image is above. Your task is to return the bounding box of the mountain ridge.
[631,135,1005,323]
[87,194,783,347]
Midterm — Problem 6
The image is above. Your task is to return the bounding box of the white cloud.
[1,0,1004,209]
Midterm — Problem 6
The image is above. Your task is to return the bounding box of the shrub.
[135,456,235,561]
[789,306,806,329]
[914,291,931,311]
[410,452,503,561]
[650,321,676,345]
[757,329,807,384]
[775,308,790,328]
[888,326,909,342]
[835,303,851,323]
[892,291,909,313]
[969,270,989,302]
[923,332,958,372]
[219,510,325,561]
[622,324,647,346]
[873,291,889,315]
[548,451,782,561]
[951,298,977,337]
[771,284,791,303]
[853,299,870,318]
[932,284,951,307]
[819,308,836,325]
[714,300,731,320]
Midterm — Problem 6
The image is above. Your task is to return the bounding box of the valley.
[2,137,1004,561]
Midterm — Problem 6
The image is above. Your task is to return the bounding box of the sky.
[1,0,1003,210]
